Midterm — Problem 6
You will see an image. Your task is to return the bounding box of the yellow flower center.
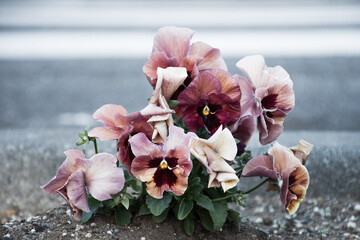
[202,105,210,116]
[160,160,168,169]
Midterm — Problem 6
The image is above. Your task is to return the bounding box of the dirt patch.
[1,195,360,240]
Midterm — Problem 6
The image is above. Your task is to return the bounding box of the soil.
[1,194,359,240]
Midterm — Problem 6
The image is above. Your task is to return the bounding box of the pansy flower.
[129,125,196,199]
[189,126,238,192]
[140,67,187,143]
[235,55,295,145]
[143,26,227,100]
[41,150,125,221]
[88,104,153,174]
[242,141,312,215]
[178,69,241,135]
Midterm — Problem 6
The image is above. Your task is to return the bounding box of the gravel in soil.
[1,195,359,240]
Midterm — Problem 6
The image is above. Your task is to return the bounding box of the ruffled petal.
[41,149,85,194]
[242,155,278,179]
[66,169,90,213]
[269,142,302,173]
[143,52,179,87]
[207,69,240,101]
[129,132,157,157]
[189,42,228,71]
[85,153,125,201]
[88,127,122,141]
[229,115,256,145]
[164,125,197,153]
[236,55,265,88]
[92,104,127,128]
[153,26,194,61]
[289,140,313,165]
[157,67,188,101]
[207,126,237,161]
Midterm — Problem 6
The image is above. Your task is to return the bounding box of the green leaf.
[195,194,214,212]
[81,196,103,223]
[129,178,141,192]
[121,196,130,209]
[138,204,151,216]
[114,205,132,226]
[209,201,228,230]
[111,195,121,208]
[152,208,169,223]
[146,193,172,216]
[184,216,195,236]
[189,176,201,185]
[228,209,242,231]
[178,199,194,220]
[197,208,214,232]
[168,100,180,108]
[185,184,203,199]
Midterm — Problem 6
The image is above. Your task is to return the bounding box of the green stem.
[212,194,236,202]
[243,178,269,194]
[92,138,98,154]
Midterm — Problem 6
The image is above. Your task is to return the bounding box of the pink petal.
[235,75,256,116]
[206,69,240,101]
[131,148,163,182]
[164,125,197,152]
[157,67,188,101]
[236,55,265,88]
[242,155,278,180]
[92,104,127,128]
[289,140,313,165]
[258,115,284,145]
[116,127,133,173]
[129,132,157,157]
[153,26,194,61]
[178,71,222,108]
[85,153,125,201]
[66,169,90,212]
[88,127,122,141]
[41,149,85,194]
[189,42,228,71]
[268,142,301,173]
[166,145,192,176]
[279,166,297,206]
[229,115,256,145]
[143,52,179,87]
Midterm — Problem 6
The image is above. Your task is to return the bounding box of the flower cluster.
[42,26,313,234]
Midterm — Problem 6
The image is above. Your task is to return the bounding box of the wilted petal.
[289,140,313,165]
[157,67,188,101]
[85,153,125,201]
[41,149,85,194]
[217,173,239,192]
[207,126,237,161]
[66,169,90,213]
[56,187,83,221]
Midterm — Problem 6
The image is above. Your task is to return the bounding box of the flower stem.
[243,178,269,194]
[92,138,98,154]
[212,194,236,202]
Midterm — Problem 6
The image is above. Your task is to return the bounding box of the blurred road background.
[0,0,359,220]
